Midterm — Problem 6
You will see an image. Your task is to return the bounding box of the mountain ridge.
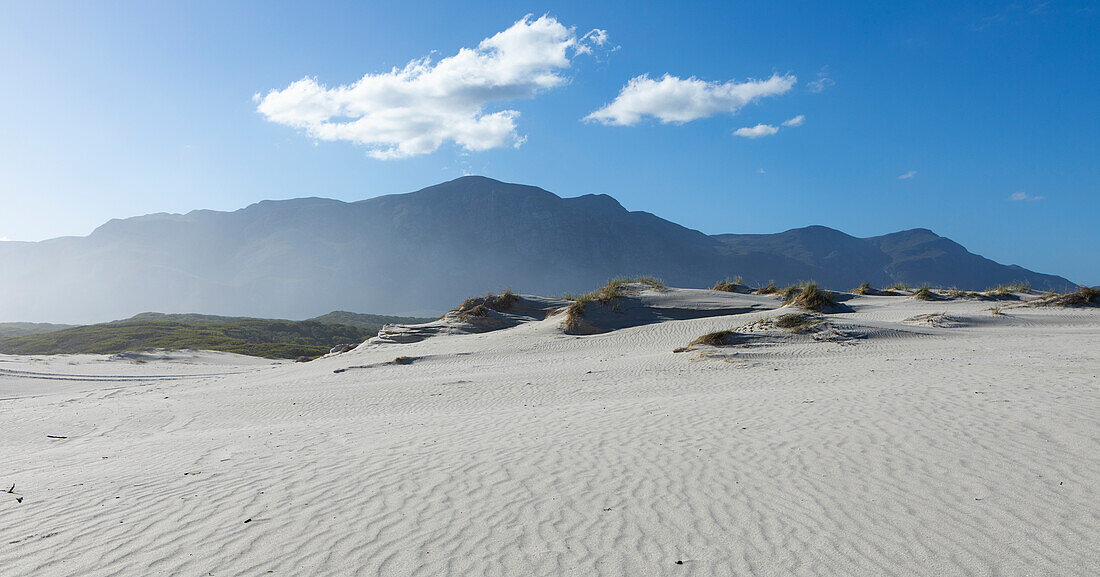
[0,176,1076,323]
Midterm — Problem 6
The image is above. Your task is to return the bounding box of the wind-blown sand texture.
[2,286,1097,576]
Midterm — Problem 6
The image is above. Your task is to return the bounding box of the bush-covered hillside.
[0,311,429,359]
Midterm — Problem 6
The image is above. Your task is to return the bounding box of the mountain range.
[0,176,1076,323]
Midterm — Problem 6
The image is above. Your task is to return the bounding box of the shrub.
[852,283,872,295]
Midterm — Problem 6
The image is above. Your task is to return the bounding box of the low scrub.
[784,283,836,311]
[0,317,376,360]
[852,283,873,295]
[886,282,909,291]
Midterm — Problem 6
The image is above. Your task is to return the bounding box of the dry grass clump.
[754,281,779,295]
[773,312,823,332]
[778,283,805,301]
[453,289,518,320]
[675,329,739,351]
[712,276,745,292]
[687,330,735,348]
[852,283,873,295]
[784,283,836,311]
[392,356,414,365]
[1034,286,1100,307]
[989,306,1004,316]
[886,282,909,291]
[911,285,934,300]
[563,277,663,332]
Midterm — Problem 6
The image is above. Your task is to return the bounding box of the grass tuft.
[773,312,824,332]
[453,290,518,320]
[886,282,909,291]
[687,330,736,348]
[911,285,934,300]
[784,283,836,311]
[712,276,745,292]
[754,281,779,295]
[562,277,663,332]
[852,283,872,295]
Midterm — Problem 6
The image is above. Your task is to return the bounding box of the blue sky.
[2,1,1097,284]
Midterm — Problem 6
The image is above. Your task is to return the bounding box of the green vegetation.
[784,283,837,311]
[0,310,429,360]
[563,277,664,332]
[911,285,934,300]
[308,311,432,330]
[712,276,745,292]
[774,312,824,332]
[0,322,75,338]
[1035,286,1100,307]
[754,281,778,295]
[778,283,807,301]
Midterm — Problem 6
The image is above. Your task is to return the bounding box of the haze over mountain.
[0,176,1075,324]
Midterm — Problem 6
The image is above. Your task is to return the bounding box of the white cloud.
[898,170,917,179]
[756,168,766,174]
[255,15,606,160]
[1010,191,1045,201]
[584,73,796,126]
[807,67,834,93]
[733,123,779,138]
[782,114,805,127]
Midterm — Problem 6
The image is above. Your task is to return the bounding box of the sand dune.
[1,286,1097,576]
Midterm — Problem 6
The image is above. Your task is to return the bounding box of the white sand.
[1,287,1097,576]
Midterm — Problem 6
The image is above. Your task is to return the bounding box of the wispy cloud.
[1010,191,1045,201]
[807,67,835,93]
[585,73,796,126]
[898,170,917,180]
[756,168,767,174]
[255,15,607,159]
[782,114,805,127]
[733,124,779,138]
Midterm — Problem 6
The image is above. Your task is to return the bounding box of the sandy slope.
[1,288,1097,576]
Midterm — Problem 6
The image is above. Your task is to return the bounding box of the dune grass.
[688,330,735,347]
[911,285,934,300]
[886,282,909,291]
[453,290,518,320]
[784,283,836,311]
[563,277,665,332]
[754,281,779,295]
[1034,286,1100,307]
[712,276,745,292]
[852,283,873,295]
[774,312,824,332]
